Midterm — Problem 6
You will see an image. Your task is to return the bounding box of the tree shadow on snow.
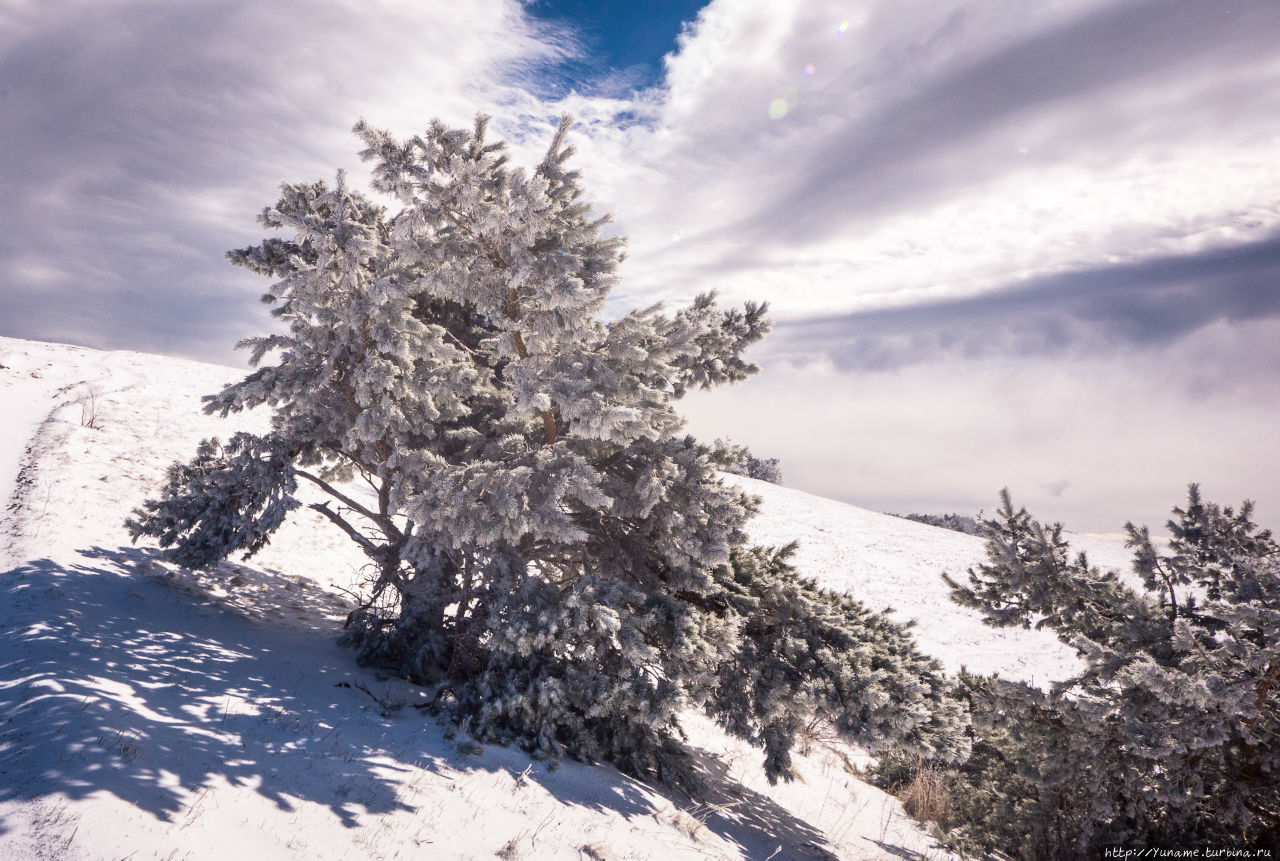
[0,546,844,858]
[677,748,839,859]
[863,838,934,860]
[0,547,421,834]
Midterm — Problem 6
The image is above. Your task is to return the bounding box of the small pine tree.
[129,114,967,785]
[936,487,1280,856]
[709,437,783,484]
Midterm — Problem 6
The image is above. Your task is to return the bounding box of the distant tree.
[128,115,968,786]
[936,486,1280,856]
[891,512,983,537]
[710,438,783,484]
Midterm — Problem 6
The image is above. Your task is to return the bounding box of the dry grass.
[899,759,955,831]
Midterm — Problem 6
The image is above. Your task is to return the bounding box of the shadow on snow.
[0,546,840,858]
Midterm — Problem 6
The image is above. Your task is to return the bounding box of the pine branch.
[295,468,402,543]
[309,501,380,558]
[503,287,558,445]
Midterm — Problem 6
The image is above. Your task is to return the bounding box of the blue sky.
[523,0,708,92]
[3,0,1280,533]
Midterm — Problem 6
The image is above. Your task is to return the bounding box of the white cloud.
[549,0,1280,325]
[1,0,567,353]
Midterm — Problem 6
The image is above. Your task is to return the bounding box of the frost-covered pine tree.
[938,487,1280,856]
[709,438,783,484]
[714,545,969,781]
[129,115,967,785]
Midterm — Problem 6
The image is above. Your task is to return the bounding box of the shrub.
[934,487,1280,856]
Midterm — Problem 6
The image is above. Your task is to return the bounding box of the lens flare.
[837,20,849,33]
[803,64,816,76]
[768,98,789,119]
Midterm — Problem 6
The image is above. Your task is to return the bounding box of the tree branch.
[504,288,558,445]
[1151,555,1179,624]
[296,468,403,543]
[310,501,380,558]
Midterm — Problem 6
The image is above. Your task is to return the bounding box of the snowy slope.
[0,336,1129,860]
[731,476,1133,685]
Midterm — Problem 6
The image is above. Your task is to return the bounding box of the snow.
[731,475,1133,684]
[0,336,1132,860]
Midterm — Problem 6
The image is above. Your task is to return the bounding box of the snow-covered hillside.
[0,337,1128,860]
[732,475,1134,685]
